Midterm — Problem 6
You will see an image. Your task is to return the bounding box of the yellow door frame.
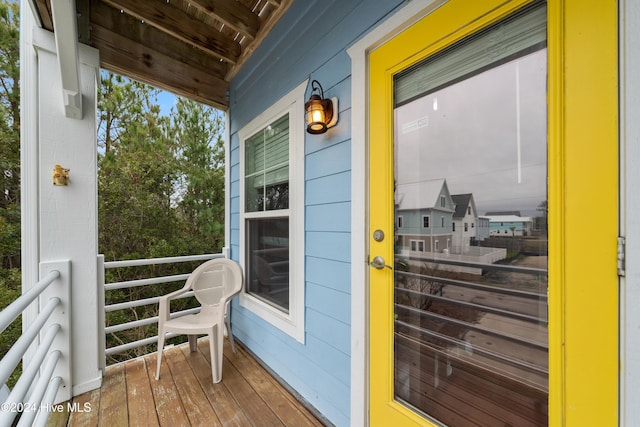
[368,0,618,425]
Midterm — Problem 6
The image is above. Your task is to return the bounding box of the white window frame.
[422,215,430,228]
[238,80,307,343]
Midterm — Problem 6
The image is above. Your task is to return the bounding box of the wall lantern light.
[305,80,338,134]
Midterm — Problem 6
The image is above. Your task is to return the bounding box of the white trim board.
[620,0,640,425]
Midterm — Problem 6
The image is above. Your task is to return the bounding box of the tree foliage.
[0,0,21,388]
[0,0,20,270]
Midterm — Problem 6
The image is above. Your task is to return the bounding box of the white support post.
[24,25,102,397]
[97,255,106,371]
[20,0,41,370]
[50,0,83,119]
[39,260,71,404]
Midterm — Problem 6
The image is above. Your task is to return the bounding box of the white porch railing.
[98,251,227,369]
[0,261,71,427]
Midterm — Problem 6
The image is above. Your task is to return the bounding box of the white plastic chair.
[155,258,243,383]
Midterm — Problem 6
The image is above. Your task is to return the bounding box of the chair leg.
[156,330,165,380]
[225,317,236,354]
[209,328,221,383]
[188,334,197,352]
[216,324,224,382]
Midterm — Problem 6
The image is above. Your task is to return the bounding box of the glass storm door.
[368,1,556,425]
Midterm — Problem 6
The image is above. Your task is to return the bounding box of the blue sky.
[156,90,177,116]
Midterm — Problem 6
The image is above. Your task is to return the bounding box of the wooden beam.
[90,0,229,79]
[102,0,241,64]
[92,23,229,110]
[33,0,54,30]
[51,0,82,119]
[77,0,91,45]
[187,0,259,41]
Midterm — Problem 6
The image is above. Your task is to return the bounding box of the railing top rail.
[0,270,60,334]
[105,273,191,291]
[103,253,222,269]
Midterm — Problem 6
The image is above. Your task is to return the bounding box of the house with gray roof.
[395,179,454,254]
[487,214,533,237]
[451,193,478,251]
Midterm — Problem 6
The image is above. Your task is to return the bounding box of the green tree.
[0,0,20,269]
[98,73,180,261]
[0,0,21,388]
[173,98,225,253]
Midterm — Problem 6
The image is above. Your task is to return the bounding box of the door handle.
[369,255,392,270]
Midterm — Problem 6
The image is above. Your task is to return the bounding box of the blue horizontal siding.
[305,308,350,355]
[306,231,351,262]
[304,333,350,387]
[307,202,351,233]
[306,256,351,294]
[307,282,351,325]
[306,141,351,181]
[307,171,351,205]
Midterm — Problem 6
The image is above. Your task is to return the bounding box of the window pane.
[245,175,263,212]
[246,217,289,312]
[265,166,289,210]
[245,115,289,213]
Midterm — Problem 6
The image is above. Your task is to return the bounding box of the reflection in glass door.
[392,4,548,426]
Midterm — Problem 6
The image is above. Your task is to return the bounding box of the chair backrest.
[186,258,243,307]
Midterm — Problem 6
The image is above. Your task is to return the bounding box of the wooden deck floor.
[47,339,326,427]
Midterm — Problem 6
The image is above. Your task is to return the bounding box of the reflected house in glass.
[486,211,534,237]
[476,216,491,241]
[395,179,454,254]
[451,193,478,252]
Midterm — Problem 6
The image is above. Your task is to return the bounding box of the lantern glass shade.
[305,97,328,134]
[305,80,338,135]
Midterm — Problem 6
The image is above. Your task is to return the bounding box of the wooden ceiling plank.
[90,0,229,80]
[77,0,91,45]
[187,0,259,41]
[102,0,241,64]
[225,0,293,80]
[92,24,229,110]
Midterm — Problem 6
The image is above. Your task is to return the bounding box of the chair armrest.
[158,287,190,322]
[218,290,242,310]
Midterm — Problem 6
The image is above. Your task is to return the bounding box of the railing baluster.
[14,350,61,427]
[3,324,61,411]
[32,376,63,427]
[0,297,60,387]
[0,270,59,334]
